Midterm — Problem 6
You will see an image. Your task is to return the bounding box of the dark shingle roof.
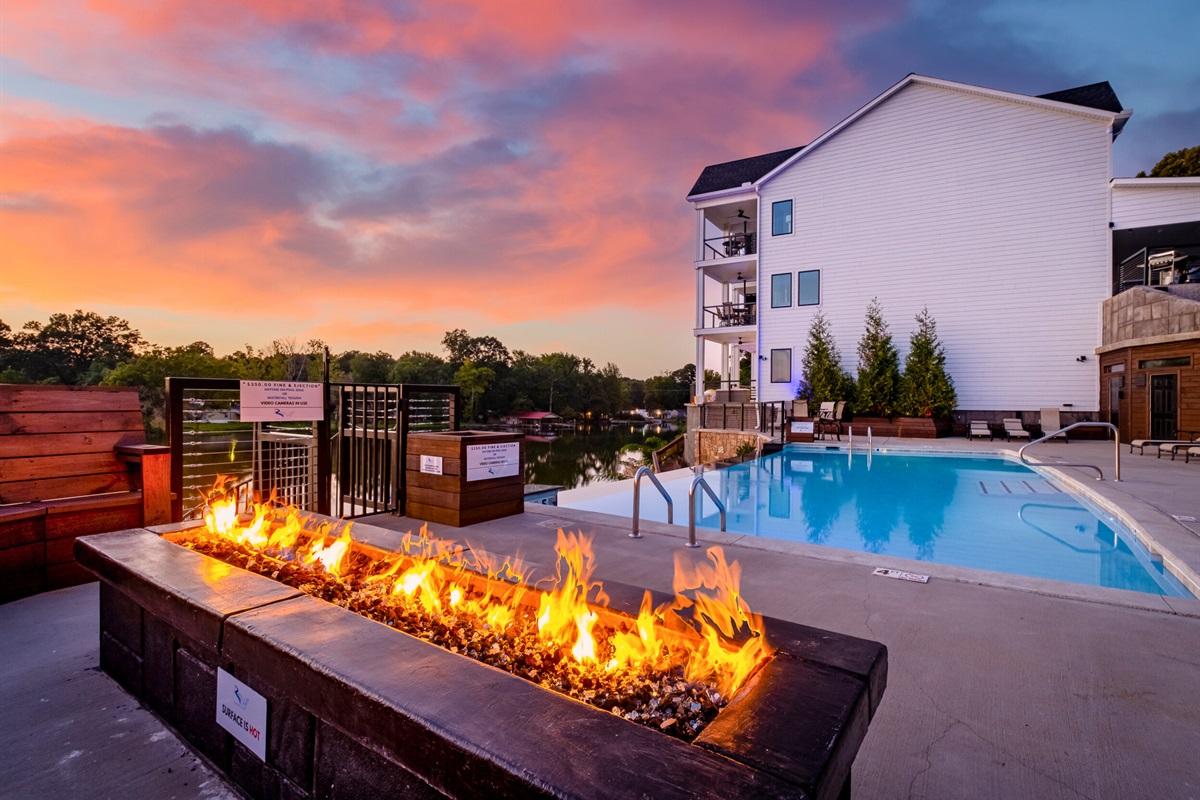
[1037,81,1124,113]
[687,146,804,198]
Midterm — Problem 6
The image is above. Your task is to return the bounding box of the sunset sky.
[2,1,1197,378]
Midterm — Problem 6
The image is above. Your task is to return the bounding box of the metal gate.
[331,383,460,518]
[167,377,330,520]
[167,377,459,522]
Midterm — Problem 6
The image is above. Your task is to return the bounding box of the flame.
[672,547,771,695]
[306,526,354,576]
[192,483,770,705]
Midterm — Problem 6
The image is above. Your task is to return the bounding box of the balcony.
[702,232,757,261]
[702,302,756,330]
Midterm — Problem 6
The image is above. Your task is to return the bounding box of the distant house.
[687,73,1200,432]
[502,411,562,429]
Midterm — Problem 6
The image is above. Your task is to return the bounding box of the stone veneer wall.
[695,431,767,465]
[1101,286,1200,347]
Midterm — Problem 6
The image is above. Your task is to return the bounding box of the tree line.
[0,311,703,427]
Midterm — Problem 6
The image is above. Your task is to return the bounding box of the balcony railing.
[702,232,757,260]
[702,302,756,329]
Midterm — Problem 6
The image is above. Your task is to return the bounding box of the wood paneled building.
[1098,287,1200,442]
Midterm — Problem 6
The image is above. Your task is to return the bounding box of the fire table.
[76,519,887,800]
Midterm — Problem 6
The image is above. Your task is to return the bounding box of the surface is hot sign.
[216,668,268,760]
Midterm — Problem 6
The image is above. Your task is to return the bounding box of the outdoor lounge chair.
[1158,438,1200,459]
[968,420,993,440]
[1131,437,1193,455]
[1003,418,1030,440]
[1185,447,1200,464]
[1039,407,1068,442]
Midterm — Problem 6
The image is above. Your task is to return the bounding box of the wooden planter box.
[405,431,524,526]
[895,417,952,438]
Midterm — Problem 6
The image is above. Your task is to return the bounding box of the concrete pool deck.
[3,438,1199,798]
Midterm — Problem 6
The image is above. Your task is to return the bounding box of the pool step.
[977,478,1063,496]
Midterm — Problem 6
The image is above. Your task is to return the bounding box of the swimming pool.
[561,449,1191,598]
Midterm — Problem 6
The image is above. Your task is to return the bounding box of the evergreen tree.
[853,298,900,416]
[897,307,958,417]
[800,312,852,407]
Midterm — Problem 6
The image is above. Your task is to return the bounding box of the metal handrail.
[1019,422,1120,481]
[687,473,727,548]
[630,466,673,539]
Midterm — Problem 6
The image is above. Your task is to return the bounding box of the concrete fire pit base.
[77,525,886,800]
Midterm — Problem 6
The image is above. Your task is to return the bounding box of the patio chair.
[1039,407,1068,442]
[1185,447,1200,464]
[791,399,809,419]
[817,401,843,440]
[1003,418,1030,441]
[968,420,993,441]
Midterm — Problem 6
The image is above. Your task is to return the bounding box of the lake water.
[521,423,678,489]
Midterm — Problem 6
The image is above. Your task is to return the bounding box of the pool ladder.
[629,466,726,548]
[1018,421,1120,481]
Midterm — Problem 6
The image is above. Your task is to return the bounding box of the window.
[770,273,792,308]
[1138,356,1190,369]
[797,270,820,306]
[770,349,791,383]
[772,200,792,236]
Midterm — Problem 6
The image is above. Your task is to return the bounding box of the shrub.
[897,307,957,417]
[800,312,853,408]
[853,298,900,416]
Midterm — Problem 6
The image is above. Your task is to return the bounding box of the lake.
[521,422,680,489]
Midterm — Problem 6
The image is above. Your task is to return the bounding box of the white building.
[688,74,1200,419]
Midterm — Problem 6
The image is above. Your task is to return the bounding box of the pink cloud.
[1,0,912,374]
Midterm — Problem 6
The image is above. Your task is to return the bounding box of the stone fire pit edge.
[75,525,887,800]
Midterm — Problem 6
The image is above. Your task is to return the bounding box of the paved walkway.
[2,439,1198,799]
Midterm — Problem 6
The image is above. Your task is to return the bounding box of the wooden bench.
[0,385,170,602]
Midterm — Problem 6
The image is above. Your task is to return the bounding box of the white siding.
[1111,181,1200,229]
[756,83,1113,411]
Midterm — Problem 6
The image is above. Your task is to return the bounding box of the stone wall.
[1102,286,1200,348]
[695,431,767,465]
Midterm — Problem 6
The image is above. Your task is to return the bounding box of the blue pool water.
[563,449,1190,597]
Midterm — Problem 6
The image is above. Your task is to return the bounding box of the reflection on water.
[521,423,677,490]
[564,449,1190,597]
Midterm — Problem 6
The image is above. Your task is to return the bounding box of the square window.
[770,349,791,383]
[771,200,792,236]
[771,273,792,308]
[798,270,820,306]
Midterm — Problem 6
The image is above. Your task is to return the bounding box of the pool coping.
[556,443,1200,617]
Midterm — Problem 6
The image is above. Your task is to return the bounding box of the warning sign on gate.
[240,381,324,422]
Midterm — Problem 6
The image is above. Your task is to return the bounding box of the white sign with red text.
[216,667,268,760]
[239,380,324,422]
